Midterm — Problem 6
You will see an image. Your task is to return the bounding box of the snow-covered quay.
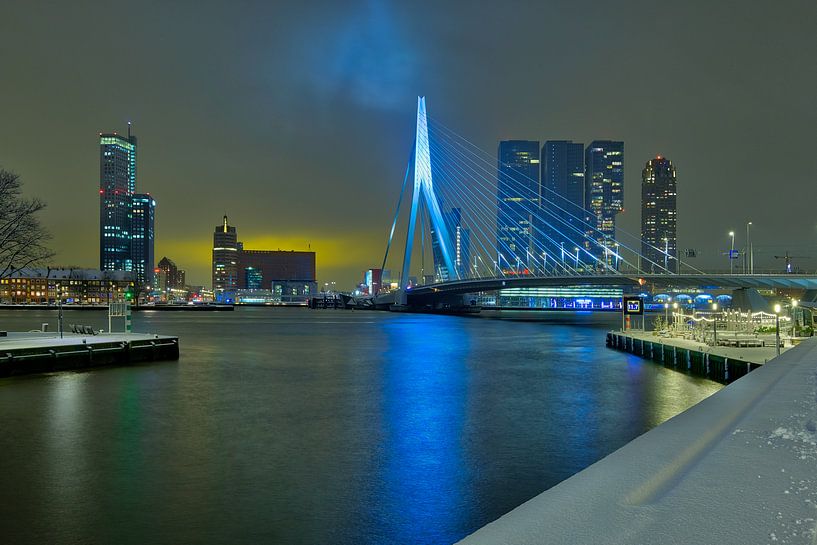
[459,339,817,544]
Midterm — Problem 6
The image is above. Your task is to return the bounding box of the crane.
[773,252,810,273]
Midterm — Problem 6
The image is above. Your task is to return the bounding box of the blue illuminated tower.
[400,97,457,289]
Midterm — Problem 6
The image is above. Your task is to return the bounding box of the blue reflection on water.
[379,316,469,544]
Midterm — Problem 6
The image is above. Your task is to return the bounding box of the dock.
[0,332,179,377]
[605,329,790,383]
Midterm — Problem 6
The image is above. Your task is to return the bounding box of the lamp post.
[712,302,718,346]
[792,299,798,339]
[746,221,753,274]
[774,303,781,357]
[574,247,580,269]
[664,302,669,324]
[672,302,678,331]
[728,231,735,274]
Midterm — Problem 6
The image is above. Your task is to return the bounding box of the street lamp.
[774,303,782,357]
[672,302,679,331]
[792,298,798,339]
[574,247,580,269]
[746,221,753,274]
[712,302,718,346]
[728,231,735,274]
[664,302,669,324]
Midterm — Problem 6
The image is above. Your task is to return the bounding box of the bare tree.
[0,168,54,279]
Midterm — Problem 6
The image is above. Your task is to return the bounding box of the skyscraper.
[541,141,586,265]
[497,140,539,272]
[585,141,624,268]
[212,215,238,296]
[641,156,677,273]
[130,194,155,284]
[99,131,137,272]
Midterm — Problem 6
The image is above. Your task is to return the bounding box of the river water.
[0,308,721,544]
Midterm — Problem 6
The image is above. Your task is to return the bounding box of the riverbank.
[460,338,817,544]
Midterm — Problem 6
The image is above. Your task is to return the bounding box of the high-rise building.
[212,215,239,295]
[431,207,471,281]
[497,140,539,272]
[130,194,155,285]
[641,156,677,273]
[541,141,586,266]
[156,256,186,293]
[99,126,158,285]
[99,131,137,272]
[211,216,317,302]
[585,141,624,268]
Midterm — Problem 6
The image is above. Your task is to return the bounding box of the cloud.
[301,1,417,110]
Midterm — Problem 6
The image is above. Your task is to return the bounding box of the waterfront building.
[641,156,677,273]
[99,131,137,272]
[244,267,263,289]
[130,194,155,285]
[480,285,624,310]
[155,256,186,300]
[210,216,316,303]
[364,268,383,295]
[0,268,134,305]
[237,249,316,296]
[212,215,239,297]
[541,141,586,265]
[585,141,624,268]
[497,140,539,272]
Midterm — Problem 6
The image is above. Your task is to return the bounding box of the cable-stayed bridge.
[368,98,817,312]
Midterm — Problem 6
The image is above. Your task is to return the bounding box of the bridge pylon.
[400,97,457,291]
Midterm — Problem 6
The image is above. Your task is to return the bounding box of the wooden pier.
[0,332,179,377]
[605,330,779,383]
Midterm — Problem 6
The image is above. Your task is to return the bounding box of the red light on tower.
[99,189,104,194]
[656,155,663,160]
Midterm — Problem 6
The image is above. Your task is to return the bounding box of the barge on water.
[0,332,179,377]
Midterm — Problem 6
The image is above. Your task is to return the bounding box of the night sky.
[2,1,816,288]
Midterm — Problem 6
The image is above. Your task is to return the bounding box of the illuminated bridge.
[368,98,817,312]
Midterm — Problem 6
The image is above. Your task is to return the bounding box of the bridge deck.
[408,273,817,296]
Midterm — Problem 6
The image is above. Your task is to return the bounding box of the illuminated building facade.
[211,216,316,303]
[156,256,186,294]
[497,140,539,271]
[99,131,137,272]
[0,268,134,305]
[641,156,677,273]
[585,140,624,267]
[131,194,155,285]
[212,215,239,295]
[237,250,316,292]
[541,141,586,262]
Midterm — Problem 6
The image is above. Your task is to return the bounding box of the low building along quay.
[0,268,134,305]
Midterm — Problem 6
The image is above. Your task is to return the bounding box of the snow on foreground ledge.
[458,339,817,545]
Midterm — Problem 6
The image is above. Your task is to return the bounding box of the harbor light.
[774,304,781,314]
